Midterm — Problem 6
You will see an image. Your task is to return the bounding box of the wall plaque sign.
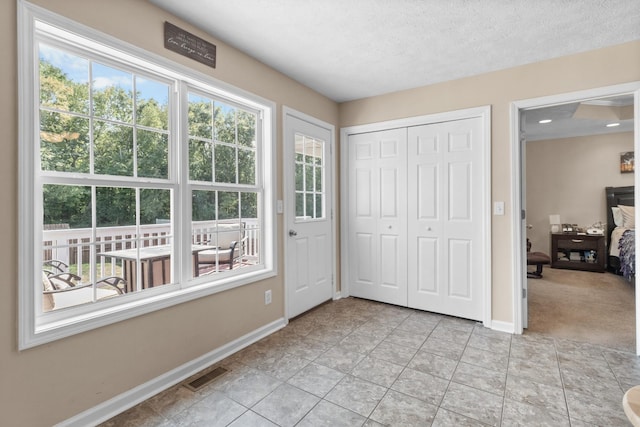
[164,21,216,69]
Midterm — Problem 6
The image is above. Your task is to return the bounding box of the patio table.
[98,244,216,293]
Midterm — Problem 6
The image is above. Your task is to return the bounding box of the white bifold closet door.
[407,118,484,321]
[347,117,484,321]
[348,128,408,306]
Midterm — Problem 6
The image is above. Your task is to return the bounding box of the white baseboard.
[491,320,515,334]
[57,317,287,427]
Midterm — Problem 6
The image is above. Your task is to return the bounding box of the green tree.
[40,59,171,227]
[40,56,257,230]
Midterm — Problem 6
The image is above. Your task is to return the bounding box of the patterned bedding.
[619,229,635,280]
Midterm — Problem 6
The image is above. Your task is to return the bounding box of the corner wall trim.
[57,317,287,427]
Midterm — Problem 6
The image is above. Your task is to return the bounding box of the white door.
[284,111,334,318]
[348,128,408,306]
[407,118,484,321]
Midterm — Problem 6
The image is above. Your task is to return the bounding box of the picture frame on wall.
[620,151,634,173]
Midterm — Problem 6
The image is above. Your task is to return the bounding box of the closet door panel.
[417,236,438,294]
[355,232,374,284]
[448,238,472,299]
[348,129,407,306]
[408,118,484,321]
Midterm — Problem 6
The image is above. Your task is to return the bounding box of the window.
[19,4,275,348]
[295,134,325,220]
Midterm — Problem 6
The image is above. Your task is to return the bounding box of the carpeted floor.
[527,267,636,352]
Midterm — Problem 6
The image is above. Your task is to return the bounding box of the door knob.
[289,229,298,237]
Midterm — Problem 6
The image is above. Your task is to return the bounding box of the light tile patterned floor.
[100,297,637,426]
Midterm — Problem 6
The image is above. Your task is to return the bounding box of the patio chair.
[42,266,127,312]
[42,259,68,275]
[197,223,247,272]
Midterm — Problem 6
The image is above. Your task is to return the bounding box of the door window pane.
[294,133,325,220]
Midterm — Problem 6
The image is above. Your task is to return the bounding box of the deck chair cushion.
[42,271,55,311]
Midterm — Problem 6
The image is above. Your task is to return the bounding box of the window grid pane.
[39,43,171,180]
[188,94,257,186]
[294,133,325,220]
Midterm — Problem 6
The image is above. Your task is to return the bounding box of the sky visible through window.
[40,44,169,105]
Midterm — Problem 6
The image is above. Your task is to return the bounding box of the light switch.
[277,200,284,214]
[494,201,505,216]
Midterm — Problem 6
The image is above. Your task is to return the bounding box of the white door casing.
[407,118,484,321]
[510,82,640,346]
[348,128,408,306]
[284,108,335,319]
[519,123,528,329]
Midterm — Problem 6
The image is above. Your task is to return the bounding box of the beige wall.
[340,40,640,323]
[1,1,338,425]
[526,132,634,253]
[3,0,640,425]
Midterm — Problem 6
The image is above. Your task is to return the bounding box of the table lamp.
[549,214,561,233]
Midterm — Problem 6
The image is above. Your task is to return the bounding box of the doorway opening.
[511,82,640,354]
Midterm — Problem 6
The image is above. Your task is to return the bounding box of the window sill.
[24,268,276,349]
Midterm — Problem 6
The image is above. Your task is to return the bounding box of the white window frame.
[18,1,276,349]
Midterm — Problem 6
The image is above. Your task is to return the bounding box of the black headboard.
[605,185,635,251]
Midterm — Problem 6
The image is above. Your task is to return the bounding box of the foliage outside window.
[19,6,274,348]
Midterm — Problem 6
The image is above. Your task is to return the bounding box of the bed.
[606,186,635,280]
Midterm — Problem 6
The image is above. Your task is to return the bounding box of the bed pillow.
[612,206,623,227]
[618,205,635,229]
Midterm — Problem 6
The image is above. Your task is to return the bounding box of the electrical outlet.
[264,289,272,305]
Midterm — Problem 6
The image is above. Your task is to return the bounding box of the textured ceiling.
[150,0,640,102]
[524,95,635,141]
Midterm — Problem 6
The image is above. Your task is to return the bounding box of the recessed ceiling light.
[538,119,552,124]
[606,122,620,127]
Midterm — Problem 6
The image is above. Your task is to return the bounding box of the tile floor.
[100,297,637,426]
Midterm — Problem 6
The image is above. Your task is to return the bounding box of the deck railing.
[42,219,260,278]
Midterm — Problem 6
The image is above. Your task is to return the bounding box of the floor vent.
[183,366,228,392]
